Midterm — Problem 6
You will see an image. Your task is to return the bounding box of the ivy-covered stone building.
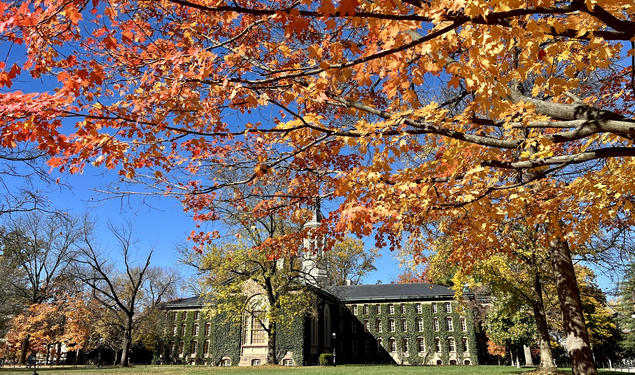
[157,207,479,366]
[157,282,479,366]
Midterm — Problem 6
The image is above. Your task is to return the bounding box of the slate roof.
[326,283,456,302]
[161,296,205,309]
[161,283,458,309]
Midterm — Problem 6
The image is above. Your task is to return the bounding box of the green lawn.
[0,365,626,375]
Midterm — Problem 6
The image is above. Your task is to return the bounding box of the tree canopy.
[0,0,632,373]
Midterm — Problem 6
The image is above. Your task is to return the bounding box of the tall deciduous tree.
[0,0,633,373]
[0,213,82,363]
[75,223,178,367]
[324,237,378,286]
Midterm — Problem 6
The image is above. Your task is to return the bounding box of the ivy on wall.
[155,298,478,367]
[342,300,478,366]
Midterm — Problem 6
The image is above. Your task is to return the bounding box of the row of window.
[167,339,209,357]
[356,316,467,333]
[351,302,453,316]
[172,322,211,337]
[351,336,469,354]
[170,311,202,322]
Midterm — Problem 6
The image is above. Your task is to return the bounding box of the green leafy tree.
[324,237,379,286]
[200,230,316,365]
[485,293,536,367]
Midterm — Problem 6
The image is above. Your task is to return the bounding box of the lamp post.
[332,332,337,367]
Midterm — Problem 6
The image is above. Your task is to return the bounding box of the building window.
[363,304,368,314]
[352,305,358,315]
[193,323,199,336]
[464,359,471,365]
[251,313,266,344]
[283,359,294,366]
[460,317,467,331]
[363,319,369,332]
[365,338,373,353]
[178,341,184,355]
[194,311,200,320]
[462,337,468,352]
[445,302,452,313]
[400,304,406,314]
[377,338,383,352]
[310,317,318,346]
[180,323,186,336]
[446,317,454,331]
[434,338,440,352]
[432,303,437,313]
[447,337,456,352]
[169,342,175,355]
[171,312,177,321]
[389,319,395,332]
[388,304,394,314]
[417,337,425,352]
[205,322,211,336]
[416,318,423,332]
[389,338,396,352]
[172,325,177,336]
[203,340,209,355]
[375,304,381,314]
[415,303,422,314]
[251,359,261,366]
[433,318,439,332]
[221,358,231,366]
[190,340,197,356]
[375,319,382,332]
[402,338,408,352]
[401,319,407,332]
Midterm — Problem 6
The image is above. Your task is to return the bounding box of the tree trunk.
[19,335,30,365]
[266,321,276,365]
[550,235,597,375]
[532,272,555,369]
[56,342,61,365]
[120,317,133,367]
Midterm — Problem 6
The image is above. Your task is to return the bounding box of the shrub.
[318,353,333,366]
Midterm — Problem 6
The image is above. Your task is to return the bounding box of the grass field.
[0,365,626,375]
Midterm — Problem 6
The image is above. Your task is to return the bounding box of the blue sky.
[41,164,405,294]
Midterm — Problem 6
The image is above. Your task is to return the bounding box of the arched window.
[402,338,408,352]
[205,322,211,336]
[193,323,199,336]
[462,337,468,352]
[389,338,396,352]
[434,337,440,352]
[388,304,394,314]
[416,318,424,332]
[416,337,425,352]
[401,319,407,332]
[446,317,454,331]
[447,337,456,352]
[243,295,268,346]
[375,319,382,332]
[389,319,395,332]
[324,305,331,347]
[460,317,467,331]
[179,323,186,336]
[203,340,210,355]
[445,302,452,313]
[433,318,439,331]
[190,340,197,355]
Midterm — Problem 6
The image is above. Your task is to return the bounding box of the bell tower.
[301,198,328,287]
